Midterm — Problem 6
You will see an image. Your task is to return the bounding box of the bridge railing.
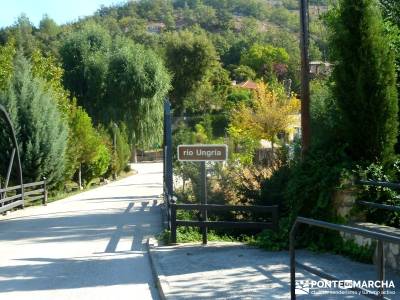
[0,178,48,214]
[290,217,400,299]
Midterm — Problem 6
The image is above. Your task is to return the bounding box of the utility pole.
[299,0,311,156]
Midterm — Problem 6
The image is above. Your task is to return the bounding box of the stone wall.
[341,223,400,272]
[333,185,400,272]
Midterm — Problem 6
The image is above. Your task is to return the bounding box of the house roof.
[236,80,258,90]
[147,22,166,28]
[310,61,333,67]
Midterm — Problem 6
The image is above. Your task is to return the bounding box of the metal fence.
[357,180,400,212]
[290,217,400,300]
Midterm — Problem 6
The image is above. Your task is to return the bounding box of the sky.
[0,0,128,28]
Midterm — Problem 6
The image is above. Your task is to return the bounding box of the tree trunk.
[132,145,138,163]
[78,163,83,190]
[271,141,275,166]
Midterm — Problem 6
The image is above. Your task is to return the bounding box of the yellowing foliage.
[0,39,16,90]
[31,49,71,116]
[230,82,300,149]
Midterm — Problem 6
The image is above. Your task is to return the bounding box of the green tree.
[36,15,60,55]
[328,0,398,163]
[230,82,300,154]
[0,53,68,186]
[379,0,400,152]
[109,122,131,176]
[227,88,252,109]
[66,104,103,186]
[81,132,111,187]
[137,0,174,22]
[29,49,110,185]
[106,38,170,159]
[231,65,256,82]
[60,22,111,119]
[0,39,16,91]
[31,49,71,116]
[184,65,231,114]
[380,0,400,25]
[164,29,219,114]
[13,15,39,57]
[240,44,289,79]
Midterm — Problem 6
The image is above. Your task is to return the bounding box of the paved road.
[151,242,400,299]
[0,162,163,300]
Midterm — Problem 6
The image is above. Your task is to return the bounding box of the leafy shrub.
[109,122,131,176]
[252,137,350,253]
[355,161,400,227]
[82,143,111,186]
[259,165,291,207]
[250,218,291,251]
[335,239,375,264]
[158,227,235,244]
[210,164,273,206]
[123,164,132,173]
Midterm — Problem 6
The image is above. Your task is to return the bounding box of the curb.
[147,238,170,300]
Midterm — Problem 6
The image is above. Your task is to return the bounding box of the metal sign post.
[163,100,173,230]
[164,101,173,199]
[200,161,207,245]
[178,144,228,244]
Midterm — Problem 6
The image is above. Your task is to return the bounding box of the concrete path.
[149,241,400,300]
[0,162,163,300]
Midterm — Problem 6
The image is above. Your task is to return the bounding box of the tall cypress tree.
[0,53,68,186]
[329,0,398,163]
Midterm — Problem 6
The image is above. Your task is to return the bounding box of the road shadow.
[153,245,400,299]
[0,255,153,291]
[105,201,156,253]
[0,162,164,298]
[0,200,161,245]
[0,200,162,297]
[78,195,161,201]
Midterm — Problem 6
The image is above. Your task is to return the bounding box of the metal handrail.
[357,200,400,212]
[356,180,400,213]
[290,217,400,299]
[357,180,400,190]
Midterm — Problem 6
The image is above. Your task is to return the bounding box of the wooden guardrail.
[0,178,48,214]
[170,201,279,244]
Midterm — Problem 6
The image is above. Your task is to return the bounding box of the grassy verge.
[158,226,254,245]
